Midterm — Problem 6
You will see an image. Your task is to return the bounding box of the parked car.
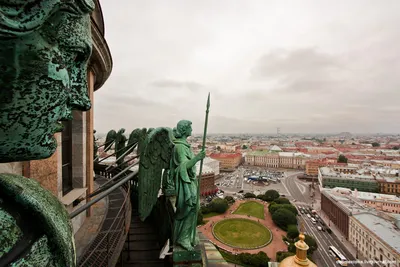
[317,226,322,231]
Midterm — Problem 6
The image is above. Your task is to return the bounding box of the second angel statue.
[138,120,206,251]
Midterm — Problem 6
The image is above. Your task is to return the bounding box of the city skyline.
[96,1,400,134]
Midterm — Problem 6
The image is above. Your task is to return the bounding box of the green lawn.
[233,201,265,219]
[203,212,220,218]
[213,219,272,249]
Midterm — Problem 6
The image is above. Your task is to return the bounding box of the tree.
[237,252,270,267]
[304,235,318,254]
[224,196,235,204]
[287,224,299,240]
[264,190,280,202]
[393,146,399,150]
[197,211,204,225]
[272,208,297,230]
[244,192,256,198]
[242,144,248,149]
[337,154,348,163]
[276,251,295,262]
[209,198,229,213]
[268,202,279,214]
[217,146,221,151]
[269,203,297,216]
[274,198,290,205]
[281,204,298,215]
[201,206,211,214]
[372,142,380,147]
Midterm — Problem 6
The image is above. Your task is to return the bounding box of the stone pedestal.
[172,245,203,267]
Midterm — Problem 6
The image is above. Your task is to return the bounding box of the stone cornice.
[89,16,113,91]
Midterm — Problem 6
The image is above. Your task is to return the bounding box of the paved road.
[283,173,361,267]
[297,206,361,267]
[281,172,308,202]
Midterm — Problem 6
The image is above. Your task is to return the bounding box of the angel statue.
[139,120,206,251]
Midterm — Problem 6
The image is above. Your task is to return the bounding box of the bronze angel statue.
[138,120,205,251]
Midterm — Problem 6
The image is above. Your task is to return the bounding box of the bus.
[328,246,347,266]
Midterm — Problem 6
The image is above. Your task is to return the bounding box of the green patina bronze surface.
[0,174,75,266]
[0,208,22,258]
[0,0,94,162]
[0,1,95,266]
[138,120,206,251]
[104,130,117,152]
[115,128,127,167]
[94,129,99,161]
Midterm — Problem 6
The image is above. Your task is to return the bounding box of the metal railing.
[74,144,139,267]
[70,169,137,219]
[78,179,132,267]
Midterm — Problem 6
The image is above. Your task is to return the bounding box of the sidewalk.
[313,188,363,264]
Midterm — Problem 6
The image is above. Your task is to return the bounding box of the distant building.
[318,166,379,192]
[349,213,400,263]
[321,188,352,238]
[305,158,340,176]
[245,150,309,169]
[201,157,220,176]
[376,176,400,195]
[322,186,400,263]
[195,164,217,196]
[210,153,242,171]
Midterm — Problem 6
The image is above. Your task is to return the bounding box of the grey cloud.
[251,48,340,79]
[94,1,400,134]
[151,79,204,92]
[251,48,344,93]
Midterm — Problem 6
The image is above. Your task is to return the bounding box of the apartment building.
[376,176,400,195]
[321,188,352,238]
[210,153,242,171]
[349,213,400,265]
[305,158,342,176]
[195,164,216,196]
[318,167,379,192]
[245,150,309,169]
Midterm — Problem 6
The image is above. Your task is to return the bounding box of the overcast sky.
[95,1,400,134]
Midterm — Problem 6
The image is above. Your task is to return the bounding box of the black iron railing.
[71,147,139,267]
[77,177,132,267]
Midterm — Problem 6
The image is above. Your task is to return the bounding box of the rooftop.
[353,213,400,254]
[210,153,242,159]
[320,167,377,181]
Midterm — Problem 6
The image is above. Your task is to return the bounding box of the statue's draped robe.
[172,139,198,248]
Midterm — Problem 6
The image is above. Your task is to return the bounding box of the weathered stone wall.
[28,134,62,197]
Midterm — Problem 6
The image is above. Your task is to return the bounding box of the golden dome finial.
[278,223,317,267]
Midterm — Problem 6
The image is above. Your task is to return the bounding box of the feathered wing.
[127,128,142,147]
[104,130,116,152]
[138,127,174,221]
[137,128,148,156]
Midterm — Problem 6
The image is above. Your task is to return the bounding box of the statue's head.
[0,0,95,163]
[173,120,193,138]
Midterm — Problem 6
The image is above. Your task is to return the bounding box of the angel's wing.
[127,128,142,147]
[138,127,174,221]
[104,130,116,152]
